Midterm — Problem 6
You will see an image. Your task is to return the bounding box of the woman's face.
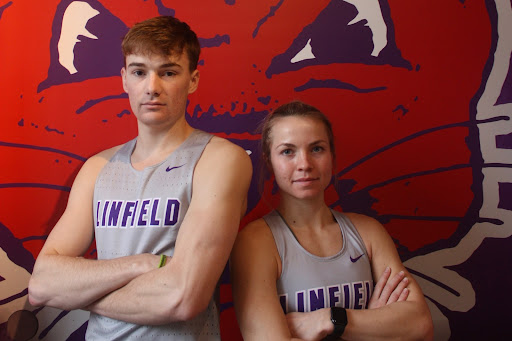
[269,116,334,201]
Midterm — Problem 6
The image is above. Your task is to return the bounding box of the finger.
[397,287,409,302]
[380,270,405,301]
[372,266,391,298]
[387,276,409,304]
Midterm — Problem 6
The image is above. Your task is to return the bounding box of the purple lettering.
[122,201,137,227]
[309,287,326,311]
[108,201,123,227]
[101,200,110,226]
[279,294,288,314]
[96,201,101,226]
[328,285,341,307]
[150,199,161,226]
[296,291,305,312]
[342,283,351,309]
[164,199,180,226]
[137,199,150,226]
[354,282,363,309]
[365,281,372,309]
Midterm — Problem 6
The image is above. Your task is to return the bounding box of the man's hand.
[368,266,409,309]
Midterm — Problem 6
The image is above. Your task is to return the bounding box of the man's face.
[121,52,199,128]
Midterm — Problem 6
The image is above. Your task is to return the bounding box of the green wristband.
[158,254,167,268]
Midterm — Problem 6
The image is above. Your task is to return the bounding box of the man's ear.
[188,69,200,94]
[121,67,128,93]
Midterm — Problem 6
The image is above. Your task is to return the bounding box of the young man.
[28,16,252,340]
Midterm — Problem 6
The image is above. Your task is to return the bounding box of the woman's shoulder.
[237,218,274,245]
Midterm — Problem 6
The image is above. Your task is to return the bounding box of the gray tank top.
[264,210,373,313]
[87,130,220,340]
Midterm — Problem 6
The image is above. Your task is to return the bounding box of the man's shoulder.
[202,135,251,164]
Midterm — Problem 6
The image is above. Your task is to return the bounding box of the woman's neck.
[277,196,332,231]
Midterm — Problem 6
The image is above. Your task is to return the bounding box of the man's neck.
[131,119,194,170]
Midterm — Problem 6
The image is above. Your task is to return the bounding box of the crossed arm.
[231,214,433,341]
[29,138,252,324]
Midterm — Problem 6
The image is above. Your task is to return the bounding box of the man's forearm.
[29,253,157,311]
[86,261,208,325]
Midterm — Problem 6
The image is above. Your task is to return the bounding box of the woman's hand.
[368,266,409,309]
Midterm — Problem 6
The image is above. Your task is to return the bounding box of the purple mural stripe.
[354,163,512,194]
[295,78,387,93]
[406,267,460,297]
[253,0,284,38]
[20,235,48,243]
[0,1,12,19]
[496,132,512,149]
[0,183,71,192]
[39,310,69,339]
[155,0,175,16]
[0,222,35,273]
[498,182,512,211]
[188,104,268,134]
[0,141,86,161]
[0,289,28,305]
[337,116,510,177]
[198,35,230,48]
[75,93,128,114]
[45,126,65,135]
[378,214,503,225]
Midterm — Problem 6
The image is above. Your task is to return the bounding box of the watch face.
[332,307,348,327]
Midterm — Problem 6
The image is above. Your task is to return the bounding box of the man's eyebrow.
[160,63,182,69]
[127,62,146,68]
[126,62,183,69]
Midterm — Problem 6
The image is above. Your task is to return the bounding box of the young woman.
[231,101,433,340]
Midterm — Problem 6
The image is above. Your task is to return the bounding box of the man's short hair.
[122,16,200,72]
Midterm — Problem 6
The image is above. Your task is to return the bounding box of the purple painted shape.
[295,78,386,93]
[498,182,512,211]
[0,1,12,19]
[496,53,512,105]
[199,34,230,48]
[0,223,35,274]
[38,0,128,92]
[496,132,512,149]
[154,0,175,16]
[266,0,411,78]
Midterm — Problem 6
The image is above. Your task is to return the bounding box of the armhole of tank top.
[264,213,285,279]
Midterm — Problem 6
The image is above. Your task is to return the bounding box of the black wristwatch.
[325,307,347,340]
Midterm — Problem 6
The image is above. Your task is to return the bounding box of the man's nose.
[145,73,161,96]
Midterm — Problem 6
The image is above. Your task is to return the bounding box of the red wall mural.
[1,0,511,340]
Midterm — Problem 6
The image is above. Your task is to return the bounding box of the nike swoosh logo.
[350,254,364,263]
[166,164,186,172]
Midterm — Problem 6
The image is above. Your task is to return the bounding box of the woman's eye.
[312,146,324,153]
[281,149,293,155]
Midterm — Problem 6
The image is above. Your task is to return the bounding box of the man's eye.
[133,70,145,76]
[164,71,176,77]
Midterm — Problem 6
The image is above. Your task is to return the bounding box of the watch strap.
[325,307,347,340]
